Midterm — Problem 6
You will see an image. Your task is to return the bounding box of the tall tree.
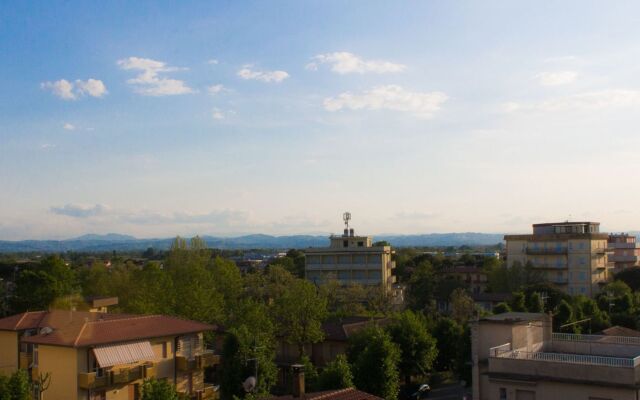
[386,311,438,385]
[140,378,180,400]
[449,288,476,324]
[347,326,401,400]
[406,261,437,311]
[526,292,544,313]
[317,354,354,391]
[272,279,327,358]
[432,317,464,371]
[8,369,31,400]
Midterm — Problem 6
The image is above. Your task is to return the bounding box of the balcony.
[532,263,568,269]
[526,248,568,255]
[78,362,154,389]
[78,372,110,390]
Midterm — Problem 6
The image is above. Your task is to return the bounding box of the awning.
[93,341,156,368]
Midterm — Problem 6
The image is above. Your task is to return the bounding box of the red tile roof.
[600,325,640,337]
[0,310,215,347]
[269,388,382,400]
[321,317,388,342]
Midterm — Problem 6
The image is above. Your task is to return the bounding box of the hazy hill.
[0,232,504,253]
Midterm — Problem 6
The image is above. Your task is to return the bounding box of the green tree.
[127,263,175,315]
[300,355,319,392]
[510,292,527,312]
[8,369,30,400]
[221,300,277,398]
[348,326,401,400]
[140,378,180,400]
[80,261,110,297]
[272,279,327,358]
[432,317,464,371]
[449,288,476,324]
[209,256,243,318]
[492,302,511,314]
[316,354,353,391]
[387,311,437,385]
[615,267,640,291]
[0,374,9,400]
[406,261,437,311]
[526,292,544,313]
[555,299,576,332]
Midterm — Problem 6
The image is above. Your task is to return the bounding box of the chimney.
[349,228,354,237]
[343,228,349,237]
[291,364,305,398]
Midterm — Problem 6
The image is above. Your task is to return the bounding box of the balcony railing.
[489,342,640,368]
[553,332,640,346]
[196,384,220,400]
[78,362,154,389]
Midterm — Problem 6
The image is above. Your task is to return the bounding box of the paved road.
[427,383,471,400]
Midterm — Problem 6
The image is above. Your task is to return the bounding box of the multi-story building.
[304,213,396,293]
[608,233,640,273]
[472,312,640,400]
[504,221,611,297]
[0,310,219,400]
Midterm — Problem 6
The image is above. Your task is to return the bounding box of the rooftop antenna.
[343,212,351,230]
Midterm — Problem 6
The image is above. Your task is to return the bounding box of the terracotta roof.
[269,388,382,400]
[600,325,640,337]
[0,310,215,347]
[321,317,388,342]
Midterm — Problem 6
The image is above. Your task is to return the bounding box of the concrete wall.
[0,331,18,375]
[38,345,79,400]
[487,378,638,400]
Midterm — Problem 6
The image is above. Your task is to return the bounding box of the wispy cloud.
[50,204,109,218]
[536,71,578,86]
[117,57,194,96]
[212,107,234,120]
[208,59,219,65]
[237,65,289,83]
[41,78,107,100]
[207,84,228,95]
[505,89,640,112]
[307,51,406,74]
[63,123,76,131]
[324,85,448,118]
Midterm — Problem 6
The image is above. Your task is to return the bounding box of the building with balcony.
[608,233,640,273]
[0,310,220,400]
[504,221,612,297]
[304,215,396,293]
[472,312,640,400]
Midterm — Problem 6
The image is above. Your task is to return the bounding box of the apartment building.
[504,221,611,297]
[472,312,640,400]
[304,214,396,292]
[608,233,640,273]
[0,310,219,400]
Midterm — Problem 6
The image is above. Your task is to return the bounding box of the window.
[353,255,365,264]
[338,271,350,279]
[499,388,507,400]
[369,271,381,280]
[367,255,380,265]
[579,272,586,281]
[343,240,348,248]
[580,286,586,294]
[338,255,350,264]
[162,342,168,358]
[357,241,364,247]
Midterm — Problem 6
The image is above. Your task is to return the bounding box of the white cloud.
[237,65,289,83]
[208,59,219,65]
[63,123,76,131]
[505,89,640,113]
[212,108,225,120]
[40,143,56,150]
[207,84,227,94]
[41,78,107,100]
[117,57,194,96]
[307,52,406,74]
[41,79,76,100]
[51,204,109,218]
[75,78,108,97]
[536,71,578,86]
[324,85,448,118]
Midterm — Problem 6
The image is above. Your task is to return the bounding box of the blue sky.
[2,1,640,239]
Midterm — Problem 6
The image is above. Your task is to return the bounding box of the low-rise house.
[0,310,220,400]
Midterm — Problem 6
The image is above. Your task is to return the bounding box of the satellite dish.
[40,327,53,335]
[243,376,256,393]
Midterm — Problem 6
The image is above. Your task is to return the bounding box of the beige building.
[504,222,611,297]
[304,214,396,292]
[608,233,640,273]
[0,310,219,400]
[472,312,640,400]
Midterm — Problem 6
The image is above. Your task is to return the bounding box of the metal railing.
[489,342,640,368]
[553,332,640,346]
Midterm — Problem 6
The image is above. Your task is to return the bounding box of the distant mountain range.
[0,232,504,253]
